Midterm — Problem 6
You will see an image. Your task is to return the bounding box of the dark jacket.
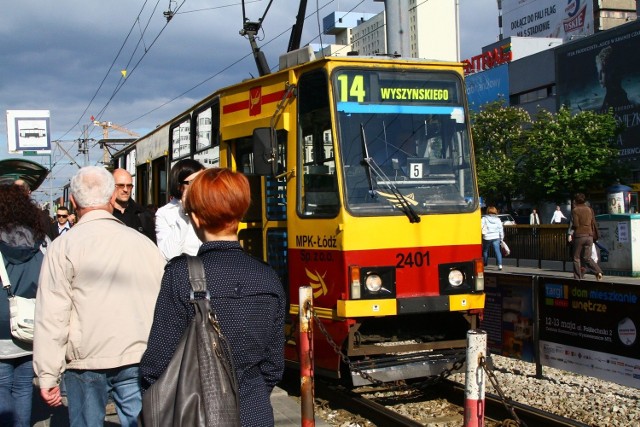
[571,203,597,238]
[112,199,156,243]
[140,241,286,427]
[0,226,44,344]
[49,221,71,241]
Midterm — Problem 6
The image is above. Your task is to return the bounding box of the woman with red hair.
[140,168,286,427]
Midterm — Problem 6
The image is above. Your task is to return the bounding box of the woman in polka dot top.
[140,168,286,427]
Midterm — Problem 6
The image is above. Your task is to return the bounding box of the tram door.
[136,164,150,207]
[151,156,167,207]
[234,134,289,291]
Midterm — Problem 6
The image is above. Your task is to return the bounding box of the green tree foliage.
[524,107,623,202]
[472,103,624,206]
[471,101,530,208]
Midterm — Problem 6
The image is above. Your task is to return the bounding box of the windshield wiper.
[359,124,376,199]
[360,124,421,223]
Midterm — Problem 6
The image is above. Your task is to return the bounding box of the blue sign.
[465,64,510,112]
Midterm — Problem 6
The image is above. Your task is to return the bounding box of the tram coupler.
[464,329,487,427]
[299,286,316,427]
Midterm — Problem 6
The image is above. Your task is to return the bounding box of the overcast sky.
[0,0,498,205]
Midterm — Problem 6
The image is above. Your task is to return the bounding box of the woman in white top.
[155,159,204,260]
[481,206,505,270]
[550,206,567,224]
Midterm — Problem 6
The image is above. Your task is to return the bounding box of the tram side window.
[297,70,339,217]
[170,117,191,160]
[194,101,221,167]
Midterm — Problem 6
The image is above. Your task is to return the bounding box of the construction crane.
[92,120,139,139]
[92,120,140,166]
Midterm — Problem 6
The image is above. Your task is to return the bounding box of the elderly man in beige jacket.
[33,166,165,427]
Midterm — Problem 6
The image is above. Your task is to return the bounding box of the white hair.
[70,166,115,208]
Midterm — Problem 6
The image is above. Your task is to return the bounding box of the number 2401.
[396,251,430,268]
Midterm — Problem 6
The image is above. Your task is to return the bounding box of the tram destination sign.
[335,69,461,105]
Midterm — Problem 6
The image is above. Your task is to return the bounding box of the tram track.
[439,379,591,427]
[281,367,593,426]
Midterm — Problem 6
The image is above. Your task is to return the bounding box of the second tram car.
[113,51,485,385]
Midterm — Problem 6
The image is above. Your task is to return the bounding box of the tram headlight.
[448,269,464,287]
[438,262,475,294]
[350,266,396,299]
[364,274,383,292]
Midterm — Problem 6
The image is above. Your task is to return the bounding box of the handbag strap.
[0,250,13,295]
[185,255,209,301]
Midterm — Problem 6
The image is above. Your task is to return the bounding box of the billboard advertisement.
[556,21,640,160]
[539,276,640,388]
[466,64,510,112]
[6,110,52,154]
[480,273,536,362]
[502,0,594,41]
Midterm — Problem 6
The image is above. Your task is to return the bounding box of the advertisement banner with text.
[502,0,593,40]
[539,276,640,388]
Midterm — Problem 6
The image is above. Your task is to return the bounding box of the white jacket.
[481,215,504,241]
[155,198,202,261]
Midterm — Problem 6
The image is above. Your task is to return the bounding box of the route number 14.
[337,74,366,102]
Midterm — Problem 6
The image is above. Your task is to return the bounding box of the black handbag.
[140,255,241,427]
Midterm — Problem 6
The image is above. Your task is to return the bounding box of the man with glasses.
[111,169,156,243]
[50,206,72,240]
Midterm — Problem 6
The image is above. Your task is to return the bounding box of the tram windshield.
[334,69,477,216]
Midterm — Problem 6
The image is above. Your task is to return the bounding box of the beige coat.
[33,209,166,389]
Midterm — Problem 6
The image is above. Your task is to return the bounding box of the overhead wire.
[57,0,155,143]
[46,0,172,189]
[37,0,391,201]
[40,0,378,198]
[78,0,375,146]
[125,0,372,124]
[177,0,262,15]
[92,0,186,124]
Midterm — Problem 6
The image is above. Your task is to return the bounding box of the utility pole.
[78,125,90,166]
[380,0,410,57]
[92,120,139,166]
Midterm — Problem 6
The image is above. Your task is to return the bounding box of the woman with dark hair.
[140,168,286,427]
[155,159,205,260]
[570,193,603,280]
[0,184,47,427]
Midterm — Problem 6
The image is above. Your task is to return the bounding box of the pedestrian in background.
[14,179,55,242]
[482,206,504,270]
[34,166,166,427]
[0,184,47,427]
[154,159,204,261]
[50,206,72,241]
[529,209,540,225]
[550,205,567,224]
[140,168,286,427]
[111,168,156,243]
[569,193,603,281]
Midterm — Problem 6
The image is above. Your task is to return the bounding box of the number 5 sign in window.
[410,162,423,178]
[409,160,428,179]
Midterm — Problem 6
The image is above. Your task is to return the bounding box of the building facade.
[319,0,459,61]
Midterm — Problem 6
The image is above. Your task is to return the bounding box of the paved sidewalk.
[487,258,639,285]
[31,386,330,426]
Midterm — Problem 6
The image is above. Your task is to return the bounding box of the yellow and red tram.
[113,51,485,384]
